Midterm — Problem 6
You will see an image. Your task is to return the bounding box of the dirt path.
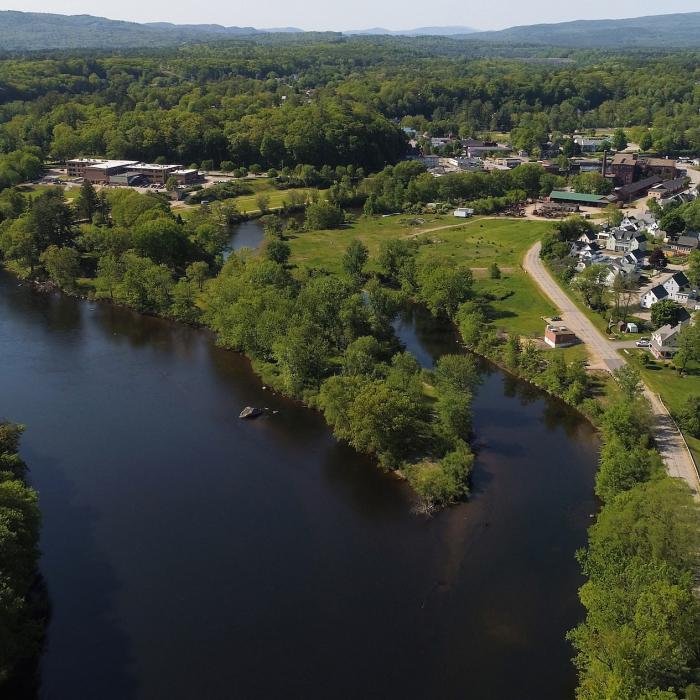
[524,241,699,495]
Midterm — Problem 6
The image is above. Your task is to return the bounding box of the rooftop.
[550,190,607,204]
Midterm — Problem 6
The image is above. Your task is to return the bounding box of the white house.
[651,324,683,359]
[606,229,647,253]
[640,284,669,309]
[650,313,691,360]
[453,207,474,218]
[603,261,639,287]
[664,271,694,304]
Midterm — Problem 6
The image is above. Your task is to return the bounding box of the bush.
[305,201,344,230]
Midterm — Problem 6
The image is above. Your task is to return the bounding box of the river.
[0,268,598,699]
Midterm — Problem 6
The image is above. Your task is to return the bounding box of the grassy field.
[288,215,557,336]
[625,349,700,464]
[21,184,80,200]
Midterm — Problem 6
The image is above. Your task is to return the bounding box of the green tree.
[677,396,700,438]
[651,300,683,329]
[345,380,426,470]
[417,263,473,318]
[265,239,291,265]
[39,245,80,290]
[686,251,700,288]
[95,253,122,300]
[342,239,369,285]
[74,180,99,221]
[673,322,700,374]
[612,128,628,151]
[255,192,271,213]
[305,201,343,230]
[185,260,209,291]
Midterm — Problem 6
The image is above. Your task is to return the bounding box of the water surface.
[0,272,598,699]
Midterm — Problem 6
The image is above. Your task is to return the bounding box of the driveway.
[524,241,699,494]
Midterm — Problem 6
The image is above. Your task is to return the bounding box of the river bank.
[0,268,599,699]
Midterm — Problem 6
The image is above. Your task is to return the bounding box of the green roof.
[550,190,607,204]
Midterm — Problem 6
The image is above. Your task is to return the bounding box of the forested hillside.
[1,41,700,169]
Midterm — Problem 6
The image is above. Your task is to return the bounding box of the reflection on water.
[0,271,597,700]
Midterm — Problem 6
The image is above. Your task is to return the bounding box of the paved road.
[524,241,700,494]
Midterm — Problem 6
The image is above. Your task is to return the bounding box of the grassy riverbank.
[288,216,556,336]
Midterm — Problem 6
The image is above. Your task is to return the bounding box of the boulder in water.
[239,406,263,420]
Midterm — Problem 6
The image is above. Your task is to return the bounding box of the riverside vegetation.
[0,423,43,692]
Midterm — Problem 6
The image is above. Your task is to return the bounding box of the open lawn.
[21,184,80,201]
[288,215,557,336]
[625,349,700,464]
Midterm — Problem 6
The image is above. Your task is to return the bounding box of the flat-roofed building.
[172,169,201,185]
[83,160,140,183]
[66,158,106,178]
[544,325,578,349]
[125,163,182,185]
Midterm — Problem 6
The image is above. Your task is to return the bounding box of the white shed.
[454,207,474,218]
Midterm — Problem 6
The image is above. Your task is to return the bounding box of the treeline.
[0,422,44,692]
[335,160,562,216]
[2,44,700,175]
[568,366,700,699]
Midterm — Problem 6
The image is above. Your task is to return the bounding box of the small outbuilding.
[454,207,474,218]
[544,325,578,349]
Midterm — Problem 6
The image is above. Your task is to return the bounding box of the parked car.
[636,339,651,348]
[551,315,562,322]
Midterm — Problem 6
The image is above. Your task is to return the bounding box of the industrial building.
[66,158,202,186]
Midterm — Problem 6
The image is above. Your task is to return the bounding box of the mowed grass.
[230,187,321,214]
[626,349,700,464]
[21,184,80,200]
[288,215,557,336]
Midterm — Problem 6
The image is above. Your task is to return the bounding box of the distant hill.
[0,11,281,50]
[345,26,479,37]
[2,9,700,51]
[465,12,700,48]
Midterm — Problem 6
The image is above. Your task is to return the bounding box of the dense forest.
[1,40,700,171]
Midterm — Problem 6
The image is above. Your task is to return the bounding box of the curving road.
[524,241,700,494]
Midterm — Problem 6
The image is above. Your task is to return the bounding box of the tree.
[687,251,700,288]
[612,128,628,151]
[342,239,369,285]
[571,172,613,195]
[489,262,501,279]
[39,245,80,290]
[132,217,189,266]
[305,201,343,230]
[649,247,668,274]
[660,208,685,236]
[345,380,426,470]
[603,203,623,228]
[613,365,643,401]
[677,395,700,438]
[573,264,608,311]
[651,300,683,329]
[185,261,209,291]
[95,254,122,300]
[673,322,700,374]
[378,239,417,288]
[417,264,473,318]
[255,192,271,213]
[74,180,98,221]
[165,176,179,192]
[640,131,653,151]
[265,239,290,265]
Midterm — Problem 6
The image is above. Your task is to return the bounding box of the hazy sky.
[3,0,700,31]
